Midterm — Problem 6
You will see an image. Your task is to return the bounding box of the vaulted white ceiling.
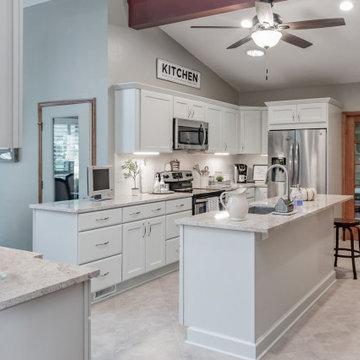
[23,0,52,7]
[161,0,360,92]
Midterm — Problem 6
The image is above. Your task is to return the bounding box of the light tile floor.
[92,243,360,360]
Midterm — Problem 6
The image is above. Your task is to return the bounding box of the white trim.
[265,97,342,108]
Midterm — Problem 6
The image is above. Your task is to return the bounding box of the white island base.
[178,195,351,360]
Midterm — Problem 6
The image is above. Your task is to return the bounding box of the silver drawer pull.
[130,211,141,216]
[152,208,162,212]
[99,272,110,278]
[96,217,110,222]
[176,204,185,208]
[96,241,110,247]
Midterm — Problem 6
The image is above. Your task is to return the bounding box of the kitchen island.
[0,246,99,360]
[176,194,352,360]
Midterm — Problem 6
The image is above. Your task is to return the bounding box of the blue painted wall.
[0,0,108,250]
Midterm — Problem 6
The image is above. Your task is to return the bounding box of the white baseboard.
[186,271,336,360]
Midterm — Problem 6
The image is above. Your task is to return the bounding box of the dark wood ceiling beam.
[128,0,286,30]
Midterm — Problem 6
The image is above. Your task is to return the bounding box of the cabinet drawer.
[166,198,192,214]
[123,202,165,223]
[166,211,192,240]
[78,208,123,232]
[246,188,255,199]
[88,254,122,293]
[78,225,122,264]
[166,237,179,264]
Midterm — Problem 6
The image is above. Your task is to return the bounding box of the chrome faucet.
[265,164,290,200]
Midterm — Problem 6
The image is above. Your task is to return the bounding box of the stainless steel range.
[158,171,225,215]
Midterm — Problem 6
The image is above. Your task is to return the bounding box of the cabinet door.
[268,105,297,126]
[140,90,173,152]
[297,103,327,124]
[0,0,22,148]
[261,110,268,155]
[240,111,261,154]
[174,96,190,119]
[206,104,223,153]
[123,220,146,281]
[189,100,205,121]
[222,108,238,154]
[146,216,166,272]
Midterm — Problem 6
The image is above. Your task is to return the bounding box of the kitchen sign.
[156,59,201,89]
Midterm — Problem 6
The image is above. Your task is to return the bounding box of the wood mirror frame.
[37,98,97,203]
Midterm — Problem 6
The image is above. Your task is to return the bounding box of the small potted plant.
[121,159,141,196]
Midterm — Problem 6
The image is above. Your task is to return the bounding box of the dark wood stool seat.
[334,218,360,280]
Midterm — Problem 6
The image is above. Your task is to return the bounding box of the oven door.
[194,198,208,215]
[174,118,208,151]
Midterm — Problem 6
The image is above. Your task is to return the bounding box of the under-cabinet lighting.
[261,154,268,157]
[214,153,230,156]
[133,152,160,156]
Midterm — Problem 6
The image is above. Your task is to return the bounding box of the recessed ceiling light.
[340,1,354,11]
[241,19,253,28]
[246,49,265,57]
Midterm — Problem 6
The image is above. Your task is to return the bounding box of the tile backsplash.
[114,152,267,195]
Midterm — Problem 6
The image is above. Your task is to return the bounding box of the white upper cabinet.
[206,104,223,153]
[261,110,268,155]
[238,110,262,154]
[174,96,205,121]
[222,108,238,154]
[115,89,173,153]
[267,99,335,129]
[0,0,22,148]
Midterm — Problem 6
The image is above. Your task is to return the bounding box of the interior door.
[123,220,146,281]
[296,129,327,193]
[146,216,165,272]
[42,103,91,203]
[267,130,296,198]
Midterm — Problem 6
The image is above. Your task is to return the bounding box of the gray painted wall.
[0,0,108,251]
[239,82,360,111]
[107,0,238,105]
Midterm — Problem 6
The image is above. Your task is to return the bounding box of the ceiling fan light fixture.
[246,49,265,57]
[340,1,354,11]
[251,29,282,49]
[241,19,253,28]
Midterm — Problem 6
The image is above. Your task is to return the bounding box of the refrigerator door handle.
[289,144,294,185]
[294,143,300,186]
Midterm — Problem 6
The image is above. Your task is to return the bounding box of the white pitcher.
[220,188,248,221]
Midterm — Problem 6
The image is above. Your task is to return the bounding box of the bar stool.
[334,218,360,279]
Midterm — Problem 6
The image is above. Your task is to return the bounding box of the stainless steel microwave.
[173,118,209,151]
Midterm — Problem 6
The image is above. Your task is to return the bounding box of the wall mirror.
[38,99,96,203]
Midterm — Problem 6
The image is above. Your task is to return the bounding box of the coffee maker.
[233,164,248,183]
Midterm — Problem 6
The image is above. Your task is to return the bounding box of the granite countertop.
[29,192,192,214]
[176,194,352,234]
[0,247,99,311]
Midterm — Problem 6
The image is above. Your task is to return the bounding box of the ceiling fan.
[191,0,346,50]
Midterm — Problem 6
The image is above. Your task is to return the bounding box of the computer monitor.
[88,166,114,200]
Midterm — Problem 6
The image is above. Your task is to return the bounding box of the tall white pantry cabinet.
[0,0,22,148]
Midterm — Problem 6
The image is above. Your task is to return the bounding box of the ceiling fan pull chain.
[265,68,269,81]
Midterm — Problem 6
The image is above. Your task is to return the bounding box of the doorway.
[342,112,360,219]
[38,99,96,203]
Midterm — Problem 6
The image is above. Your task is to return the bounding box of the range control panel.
[158,171,193,183]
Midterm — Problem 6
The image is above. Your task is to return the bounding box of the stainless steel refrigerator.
[267,129,327,198]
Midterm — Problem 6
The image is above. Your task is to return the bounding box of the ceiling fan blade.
[286,18,345,30]
[227,35,252,49]
[255,1,274,26]
[281,31,312,48]
[191,26,242,29]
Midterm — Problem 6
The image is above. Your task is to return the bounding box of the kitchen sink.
[248,205,275,215]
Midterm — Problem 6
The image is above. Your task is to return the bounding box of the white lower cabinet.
[166,237,180,264]
[90,254,122,293]
[145,216,166,272]
[166,211,192,239]
[122,220,146,281]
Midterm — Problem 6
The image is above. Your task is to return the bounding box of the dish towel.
[206,197,220,212]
